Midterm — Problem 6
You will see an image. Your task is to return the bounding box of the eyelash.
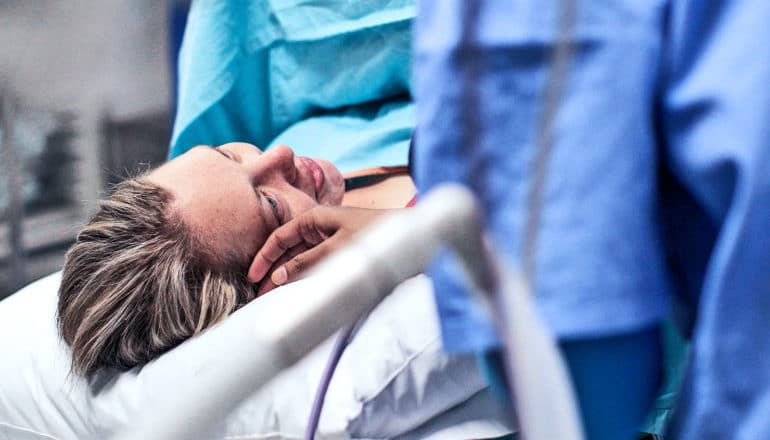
[260,190,281,223]
[219,148,240,162]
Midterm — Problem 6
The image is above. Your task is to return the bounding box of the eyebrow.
[205,145,230,160]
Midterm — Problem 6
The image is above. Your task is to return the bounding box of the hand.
[248,206,390,295]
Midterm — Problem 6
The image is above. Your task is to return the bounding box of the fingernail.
[272,267,288,285]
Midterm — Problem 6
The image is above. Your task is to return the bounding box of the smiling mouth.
[299,157,324,195]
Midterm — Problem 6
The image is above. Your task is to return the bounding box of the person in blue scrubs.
[413,1,770,439]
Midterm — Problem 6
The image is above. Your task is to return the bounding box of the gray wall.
[0,0,173,297]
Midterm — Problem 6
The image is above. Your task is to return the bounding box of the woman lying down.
[58,142,415,377]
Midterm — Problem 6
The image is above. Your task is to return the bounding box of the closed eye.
[212,146,241,162]
[256,189,282,228]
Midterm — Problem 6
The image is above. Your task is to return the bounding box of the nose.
[246,144,297,183]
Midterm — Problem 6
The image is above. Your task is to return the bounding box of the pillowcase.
[0,272,513,439]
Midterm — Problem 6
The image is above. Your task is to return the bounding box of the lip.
[299,157,325,195]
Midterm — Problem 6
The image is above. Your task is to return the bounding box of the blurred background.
[0,0,190,299]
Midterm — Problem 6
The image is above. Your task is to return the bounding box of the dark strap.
[343,166,410,191]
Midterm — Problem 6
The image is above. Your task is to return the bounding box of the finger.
[248,221,308,282]
[256,243,311,296]
[248,207,339,282]
[270,240,336,286]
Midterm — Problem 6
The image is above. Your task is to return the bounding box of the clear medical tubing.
[304,323,355,440]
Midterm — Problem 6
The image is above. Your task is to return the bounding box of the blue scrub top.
[413,1,770,438]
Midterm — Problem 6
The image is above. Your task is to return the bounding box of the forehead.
[147,147,265,265]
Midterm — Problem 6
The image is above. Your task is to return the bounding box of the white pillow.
[0,272,513,439]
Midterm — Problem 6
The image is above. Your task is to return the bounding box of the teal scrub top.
[170,0,416,174]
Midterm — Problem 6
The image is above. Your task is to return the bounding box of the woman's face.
[147,143,344,267]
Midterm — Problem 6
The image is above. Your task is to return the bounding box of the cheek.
[215,207,263,264]
[287,193,319,220]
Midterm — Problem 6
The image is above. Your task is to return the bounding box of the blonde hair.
[57,178,258,377]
